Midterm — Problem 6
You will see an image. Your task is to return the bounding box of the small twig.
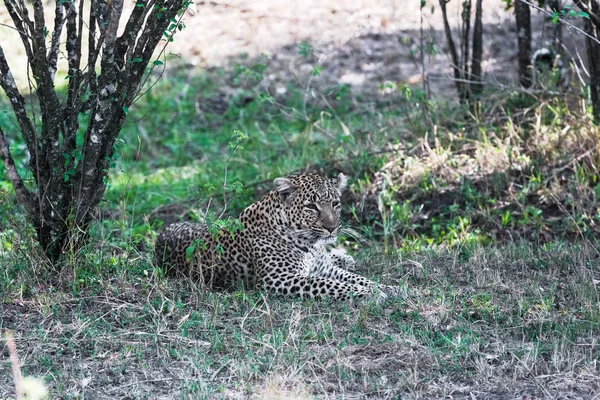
[0,21,29,36]
[552,150,591,174]
[210,360,231,381]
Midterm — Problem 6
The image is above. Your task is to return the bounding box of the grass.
[2,241,599,398]
[2,42,600,398]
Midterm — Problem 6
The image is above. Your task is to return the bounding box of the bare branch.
[0,126,38,218]
[582,1,600,122]
[48,0,66,80]
[438,0,468,102]
[4,0,34,60]
[31,0,48,61]
[81,1,99,99]
[0,45,38,169]
[100,0,123,83]
[126,2,185,102]
[116,0,155,70]
[76,0,124,222]
[23,0,61,177]
[63,0,85,160]
[1,0,191,259]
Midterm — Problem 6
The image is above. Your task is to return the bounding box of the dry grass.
[2,241,599,399]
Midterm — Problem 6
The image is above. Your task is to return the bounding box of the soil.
[0,0,584,99]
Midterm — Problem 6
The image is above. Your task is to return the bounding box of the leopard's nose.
[321,211,338,233]
[323,221,337,233]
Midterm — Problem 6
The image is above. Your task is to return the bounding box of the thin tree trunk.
[439,0,469,103]
[575,0,600,123]
[471,0,484,96]
[585,19,600,122]
[461,0,472,82]
[515,0,533,87]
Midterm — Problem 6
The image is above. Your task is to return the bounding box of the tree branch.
[438,0,468,102]
[115,0,155,70]
[79,1,99,102]
[573,0,600,29]
[76,0,124,222]
[48,0,66,80]
[0,126,38,219]
[26,0,61,176]
[4,0,34,61]
[0,45,38,173]
[63,0,84,161]
[31,0,48,61]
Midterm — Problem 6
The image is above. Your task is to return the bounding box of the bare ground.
[0,0,585,97]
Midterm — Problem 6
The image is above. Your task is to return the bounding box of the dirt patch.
[1,0,583,98]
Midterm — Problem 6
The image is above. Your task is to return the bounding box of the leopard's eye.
[332,200,341,208]
[305,204,319,212]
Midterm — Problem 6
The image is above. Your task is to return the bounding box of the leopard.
[154,173,400,303]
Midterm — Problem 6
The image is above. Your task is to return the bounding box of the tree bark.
[0,0,190,262]
[439,0,469,103]
[575,0,600,123]
[515,0,533,87]
[470,0,484,96]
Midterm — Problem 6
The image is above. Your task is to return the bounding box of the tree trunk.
[470,0,484,96]
[0,0,191,262]
[439,0,469,103]
[515,0,533,87]
[582,1,600,123]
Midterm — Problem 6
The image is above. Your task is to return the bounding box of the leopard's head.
[274,173,348,242]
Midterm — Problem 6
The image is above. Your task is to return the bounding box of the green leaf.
[122,106,129,115]
[594,184,600,198]
[131,57,143,63]
[152,60,164,66]
[298,41,313,58]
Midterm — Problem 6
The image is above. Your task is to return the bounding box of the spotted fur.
[154,173,399,303]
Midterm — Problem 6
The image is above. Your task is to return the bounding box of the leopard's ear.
[333,173,348,193]
[274,177,295,203]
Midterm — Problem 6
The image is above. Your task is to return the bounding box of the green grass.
[2,241,599,398]
[2,43,600,398]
